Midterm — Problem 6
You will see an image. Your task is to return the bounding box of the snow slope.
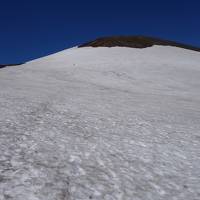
[0,46,200,200]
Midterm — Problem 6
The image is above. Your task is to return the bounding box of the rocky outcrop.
[0,63,24,69]
[79,36,200,52]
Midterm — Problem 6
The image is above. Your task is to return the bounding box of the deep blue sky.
[0,0,199,63]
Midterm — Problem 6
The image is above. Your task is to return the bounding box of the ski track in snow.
[0,46,200,200]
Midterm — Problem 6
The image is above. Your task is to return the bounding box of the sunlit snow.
[0,46,200,200]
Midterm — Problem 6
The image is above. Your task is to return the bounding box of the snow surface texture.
[0,46,200,200]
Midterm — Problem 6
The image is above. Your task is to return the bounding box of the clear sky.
[0,0,199,63]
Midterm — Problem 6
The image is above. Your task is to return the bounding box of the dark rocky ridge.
[0,63,24,69]
[79,36,200,52]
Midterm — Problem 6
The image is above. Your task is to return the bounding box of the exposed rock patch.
[0,63,24,69]
[79,36,200,52]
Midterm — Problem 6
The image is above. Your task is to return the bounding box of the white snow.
[0,45,200,200]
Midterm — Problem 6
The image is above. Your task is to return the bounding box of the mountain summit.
[79,36,200,52]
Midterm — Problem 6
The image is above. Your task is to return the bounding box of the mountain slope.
[0,44,200,200]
